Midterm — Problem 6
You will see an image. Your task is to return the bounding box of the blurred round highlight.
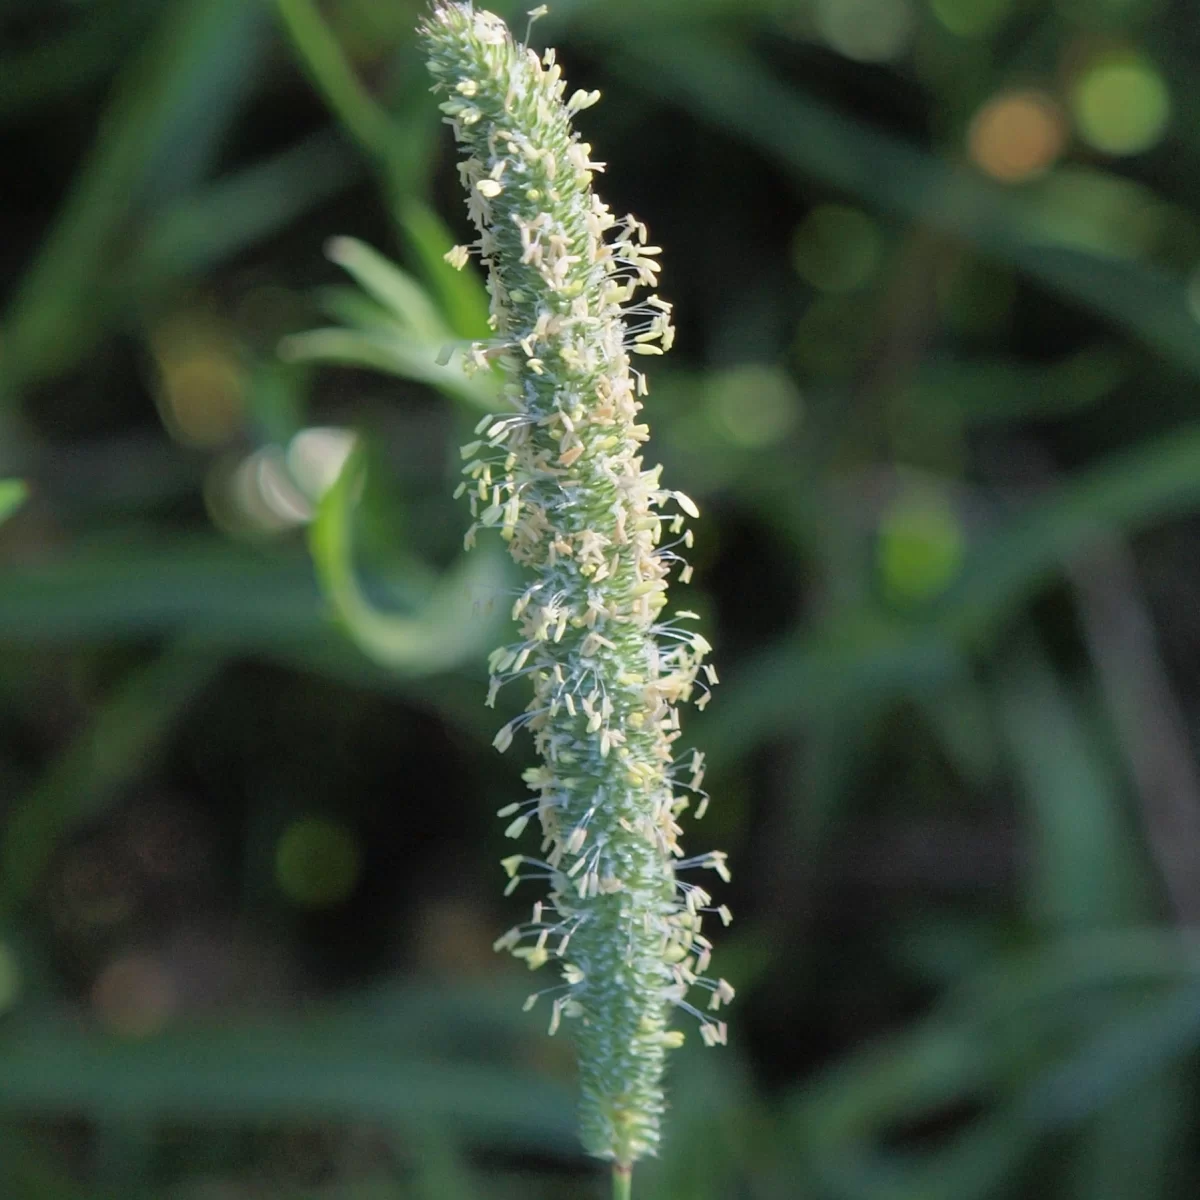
[209,447,312,536]
[206,427,356,538]
[1071,51,1170,156]
[793,205,884,293]
[0,942,20,1015]
[275,816,362,910]
[92,954,176,1038]
[1186,265,1200,324]
[286,427,357,501]
[150,314,245,448]
[968,90,1066,182]
[815,0,914,63]
[929,0,1012,38]
[704,364,801,449]
[877,486,965,604]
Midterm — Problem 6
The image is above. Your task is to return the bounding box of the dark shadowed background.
[3,0,1200,1196]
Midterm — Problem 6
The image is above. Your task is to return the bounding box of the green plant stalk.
[419,2,731,1168]
[613,1161,633,1200]
[273,0,393,161]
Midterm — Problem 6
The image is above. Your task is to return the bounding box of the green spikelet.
[419,2,732,1167]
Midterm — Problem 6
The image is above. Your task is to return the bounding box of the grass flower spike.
[420,2,731,1173]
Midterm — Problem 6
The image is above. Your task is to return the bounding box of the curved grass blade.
[308,446,509,675]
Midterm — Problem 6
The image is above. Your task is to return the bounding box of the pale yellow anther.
[515,945,549,970]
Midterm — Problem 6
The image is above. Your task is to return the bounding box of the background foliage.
[3,0,1200,1196]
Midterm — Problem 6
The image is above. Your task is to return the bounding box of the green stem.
[613,1163,632,1200]
[272,0,442,248]
[272,0,393,162]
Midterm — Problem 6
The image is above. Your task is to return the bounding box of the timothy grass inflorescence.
[420,2,732,1167]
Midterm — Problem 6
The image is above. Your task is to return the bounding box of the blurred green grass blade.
[1066,1079,1184,1200]
[272,0,442,208]
[0,481,26,525]
[0,540,500,700]
[272,0,496,382]
[316,287,403,334]
[1014,966,1193,1200]
[917,678,1002,791]
[788,931,1200,1200]
[636,1048,760,1200]
[1022,981,1200,1130]
[714,424,1200,760]
[131,129,363,285]
[309,448,507,675]
[780,709,886,871]
[282,237,499,411]
[280,326,498,411]
[324,238,448,343]
[1,641,223,909]
[410,1126,482,1200]
[399,200,493,340]
[93,1119,155,1196]
[945,423,1200,645]
[273,0,394,162]
[273,0,486,351]
[702,627,961,769]
[943,931,1197,1024]
[963,937,1192,1200]
[0,541,330,645]
[0,1124,112,1200]
[282,236,501,415]
[996,638,1147,929]
[789,1022,1032,1200]
[0,1023,576,1153]
[910,346,1128,426]
[611,36,1200,379]
[1,0,270,397]
[995,639,1182,1199]
[265,646,501,751]
[0,1,154,118]
[276,1182,418,1200]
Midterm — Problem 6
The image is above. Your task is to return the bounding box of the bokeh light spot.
[0,943,20,1015]
[275,816,362,909]
[1186,265,1200,324]
[150,314,245,448]
[815,0,914,63]
[286,427,357,501]
[929,0,1012,38]
[92,954,176,1038]
[704,365,801,449]
[968,90,1066,183]
[207,447,312,538]
[877,487,965,603]
[792,205,884,293]
[1021,167,1166,258]
[1072,53,1170,156]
